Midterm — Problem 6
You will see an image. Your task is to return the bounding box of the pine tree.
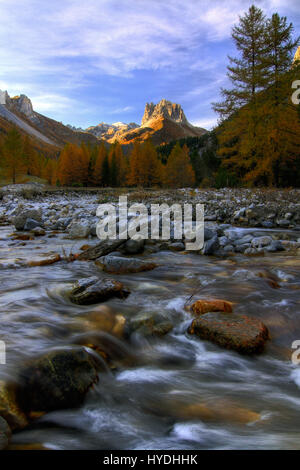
[213,5,268,119]
[92,143,106,186]
[164,143,195,188]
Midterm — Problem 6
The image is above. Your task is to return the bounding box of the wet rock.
[235,243,251,253]
[234,234,253,246]
[219,236,228,247]
[31,226,45,236]
[265,240,284,252]
[97,255,157,274]
[204,227,216,241]
[169,241,185,251]
[0,381,28,431]
[201,234,219,255]
[79,307,126,339]
[12,209,42,231]
[224,244,234,253]
[277,219,290,227]
[68,223,90,239]
[0,416,11,450]
[188,312,269,354]
[27,253,61,267]
[122,239,145,255]
[261,221,274,228]
[24,218,40,231]
[251,236,272,248]
[16,347,100,413]
[190,299,233,315]
[69,276,129,305]
[129,312,173,338]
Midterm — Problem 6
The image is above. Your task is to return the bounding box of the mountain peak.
[294,46,300,63]
[141,99,188,126]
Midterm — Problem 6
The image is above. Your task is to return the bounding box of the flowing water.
[1,224,300,450]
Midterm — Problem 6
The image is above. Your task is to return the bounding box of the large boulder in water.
[16,347,100,413]
[69,276,130,305]
[188,312,269,354]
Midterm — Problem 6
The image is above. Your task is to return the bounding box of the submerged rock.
[97,255,157,274]
[16,347,100,413]
[69,276,130,305]
[188,312,269,354]
[0,381,28,431]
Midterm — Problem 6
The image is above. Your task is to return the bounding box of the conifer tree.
[213,5,268,119]
[2,127,25,183]
[164,143,195,188]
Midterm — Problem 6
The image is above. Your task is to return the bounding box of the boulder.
[68,223,90,239]
[97,255,157,274]
[69,276,130,305]
[251,236,272,248]
[16,347,100,413]
[23,218,40,231]
[201,235,219,255]
[12,209,42,231]
[188,312,269,354]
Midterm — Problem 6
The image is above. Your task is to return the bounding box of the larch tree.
[2,127,25,183]
[164,143,195,188]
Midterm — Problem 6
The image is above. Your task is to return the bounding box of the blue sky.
[0,0,299,130]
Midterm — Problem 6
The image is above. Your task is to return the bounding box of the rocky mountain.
[293,46,300,64]
[0,90,206,151]
[86,121,138,141]
[0,90,98,150]
[84,99,206,145]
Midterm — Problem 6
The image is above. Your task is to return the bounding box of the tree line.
[0,128,196,188]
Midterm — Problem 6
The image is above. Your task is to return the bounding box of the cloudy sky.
[0,0,299,129]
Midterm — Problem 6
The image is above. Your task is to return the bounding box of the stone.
[23,218,40,231]
[12,209,42,231]
[201,235,219,255]
[16,348,100,413]
[0,381,28,431]
[191,299,233,315]
[27,253,61,267]
[169,242,185,251]
[97,255,157,274]
[277,219,290,227]
[123,239,145,255]
[265,240,284,252]
[188,312,269,354]
[234,234,253,246]
[68,223,90,239]
[251,236,272,248]
[31,226,45,236]
[69,276,130,305]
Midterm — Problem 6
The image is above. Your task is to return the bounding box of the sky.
[0,0,299,130]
